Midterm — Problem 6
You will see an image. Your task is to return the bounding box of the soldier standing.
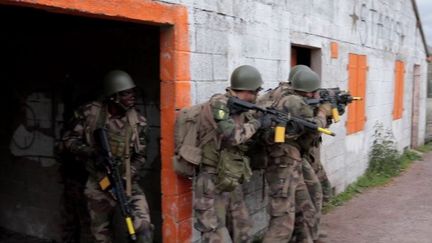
[193,65,266,243]
[62,70,153,243]
[259,68,332,242]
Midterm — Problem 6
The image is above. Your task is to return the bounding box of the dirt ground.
[321,151,432,243]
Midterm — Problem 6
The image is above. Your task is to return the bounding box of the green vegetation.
[416,141,432,153]
[324,123,422,213]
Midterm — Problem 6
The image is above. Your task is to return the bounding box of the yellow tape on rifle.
[274,125,286,143]
[318,127,336,136]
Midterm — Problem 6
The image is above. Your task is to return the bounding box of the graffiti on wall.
[350,0,406,52]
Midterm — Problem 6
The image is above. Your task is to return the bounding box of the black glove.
[285,120,304,135]
[258,114,273,129]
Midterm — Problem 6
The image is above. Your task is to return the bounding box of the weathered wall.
[1,0,428,241]
[158,0,428,239]
[287,0,428,191]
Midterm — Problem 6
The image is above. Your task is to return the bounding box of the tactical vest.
[201,93,253,192]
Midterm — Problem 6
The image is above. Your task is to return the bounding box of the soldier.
[258,68,332,242]
[289,66,333,206]
[193,65,267,243]
[62,70,153,243]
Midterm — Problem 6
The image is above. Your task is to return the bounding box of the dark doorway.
[0,5,162,242]
[291,45,322,76]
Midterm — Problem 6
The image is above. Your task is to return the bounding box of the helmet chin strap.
[109,95,131,113]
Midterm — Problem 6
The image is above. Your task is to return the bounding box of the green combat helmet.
[103,70,136,97]
[291,69,321,92]
[230,65,263,91]
[288,65,311,82]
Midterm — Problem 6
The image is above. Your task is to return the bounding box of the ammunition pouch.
[215,149,252,192]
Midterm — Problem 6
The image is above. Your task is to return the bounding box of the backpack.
[173,102,217,178]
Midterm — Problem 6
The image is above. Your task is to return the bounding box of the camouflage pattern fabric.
[194,168,252,243]
[85,180,152,243]
[289,159,322,243]
[257,89,323,242]
[194,91,260,243]
[283,95,326,242]
[62,102,152,243]
[261,147,304,242]
[307,146,333,204]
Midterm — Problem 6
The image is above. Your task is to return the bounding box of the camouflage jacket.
[62,101,147,182]
[258,83,328,156]
[200,89,260,167]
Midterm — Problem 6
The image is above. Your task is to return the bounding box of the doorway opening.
[0,5,162,242]
[291,45,322,76]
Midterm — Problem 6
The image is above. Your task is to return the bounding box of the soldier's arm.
[282,95,328,133]
[62,108,95,158]
[211,98,260,146]
[131,115,148,179]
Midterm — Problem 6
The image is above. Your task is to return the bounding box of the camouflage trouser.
[263,156,317,243]
[290,159,322,243]
[194,167,252,243]
[84,179,153,243]
[308,147,333,203]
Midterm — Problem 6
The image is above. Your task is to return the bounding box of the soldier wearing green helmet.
[289,68,334,243]
[193,65,270,242]
[62,70,153,243]
[254,67,332,242]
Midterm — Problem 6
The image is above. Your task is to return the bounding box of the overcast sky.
[417,0,432,47]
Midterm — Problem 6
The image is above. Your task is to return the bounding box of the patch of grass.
[416,142,432,153]
[323,123,422,213]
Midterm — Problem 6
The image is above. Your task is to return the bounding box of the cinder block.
[190,52,213,81]
[212,54,228,80]
[196,28,229,54]
[194,81,229,103]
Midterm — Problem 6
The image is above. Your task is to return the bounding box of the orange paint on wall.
[330,42,338,59]
[3,0,192,242]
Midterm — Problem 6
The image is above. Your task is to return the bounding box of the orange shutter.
[357,55,367,131]
[347,53,367,134]
[393,61,405,120]
[347,54,358,134]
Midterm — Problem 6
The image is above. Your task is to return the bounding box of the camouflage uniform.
[282,93,329,242]
[259,90,323,242]
[62,101,152,243]
[194,89,260,243]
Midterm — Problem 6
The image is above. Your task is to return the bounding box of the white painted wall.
[158,0,428,238]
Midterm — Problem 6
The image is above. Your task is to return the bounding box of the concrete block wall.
[159,0,428,239]
[159,0,293,239]
[287,0,428,192]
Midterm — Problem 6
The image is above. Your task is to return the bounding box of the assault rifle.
[306,88,362,123]
[227,97,335,143]
[94,128,137,241]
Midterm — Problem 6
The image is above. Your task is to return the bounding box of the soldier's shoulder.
[75,101,102,119]
[208,93,228,107]
[280,94,305,104]
[209,93,227,102]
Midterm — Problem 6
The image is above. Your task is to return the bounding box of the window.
[346,53,367,134]
[393,60,405,120]
[291,45,322,76]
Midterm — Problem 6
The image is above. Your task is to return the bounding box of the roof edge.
[411,0,430,59]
